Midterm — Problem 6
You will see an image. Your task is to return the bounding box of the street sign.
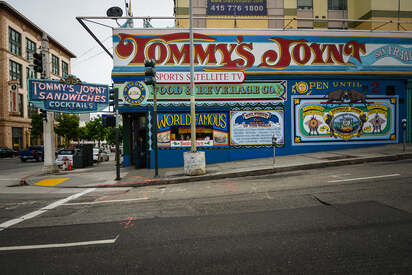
[28,79,109,113]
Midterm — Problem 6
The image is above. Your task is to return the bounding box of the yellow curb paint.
[35,178,69,186]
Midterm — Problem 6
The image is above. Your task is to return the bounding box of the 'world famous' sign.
[28,79,109,113]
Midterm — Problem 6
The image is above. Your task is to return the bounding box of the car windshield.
[59,150,74,155]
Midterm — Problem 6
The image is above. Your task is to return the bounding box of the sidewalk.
[21,143,412,188]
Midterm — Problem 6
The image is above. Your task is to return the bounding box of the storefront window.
[12,127,23,151]
[157,112,229,147]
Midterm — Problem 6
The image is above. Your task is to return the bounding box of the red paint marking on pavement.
[142,193,149,199]
[120,216,136,229]
[217,181,239,191]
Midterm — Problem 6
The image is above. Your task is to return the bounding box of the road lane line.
[63,197,149,206]
[0,235,119,251]
[327,174,400,183]
[0,188,96,232]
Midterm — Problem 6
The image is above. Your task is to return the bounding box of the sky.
[5,0,175,86]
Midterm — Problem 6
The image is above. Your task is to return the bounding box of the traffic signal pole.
[109,88,121,180]
[115,102,121,180]
[144,60,158,177]
[40,33,58,174]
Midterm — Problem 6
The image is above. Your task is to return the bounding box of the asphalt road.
[0,159,411,274]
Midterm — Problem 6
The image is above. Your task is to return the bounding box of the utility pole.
[398,0,401,31]
[41,33,58,174]
[183,0,206,176]
[189,0,196,153]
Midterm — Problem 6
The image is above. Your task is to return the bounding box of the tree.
[30,113,43,144]
[85,116,106,147]
[105,125,123,145]
[54,113,80,147]
[78,126,88,143]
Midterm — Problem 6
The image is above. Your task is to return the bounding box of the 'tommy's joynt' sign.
[111,29,412,83]
[28,79,109,113]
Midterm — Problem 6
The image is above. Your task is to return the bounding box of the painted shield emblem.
[332,113,361,135]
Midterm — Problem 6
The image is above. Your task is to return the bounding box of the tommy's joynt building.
[111,27,412,169]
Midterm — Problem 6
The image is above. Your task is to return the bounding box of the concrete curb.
[92,152,412,188]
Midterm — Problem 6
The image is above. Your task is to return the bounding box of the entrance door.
[129,113,147,168]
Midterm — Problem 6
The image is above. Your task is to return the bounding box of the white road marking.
[0,235,119,251]
[63,197,148,206]
[329,173,352,178]
[0,188,96,232]
[328,174,400,183]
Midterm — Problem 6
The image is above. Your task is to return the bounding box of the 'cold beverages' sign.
[28,79,109,113]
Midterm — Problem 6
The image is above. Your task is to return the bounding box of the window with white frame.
[10,60,22,87]
[52,54,60,75]
[298,0,313,9]
[9,27,21,56]
[328,0,347,10]
[26,38,36,60]
[62,61,69,77]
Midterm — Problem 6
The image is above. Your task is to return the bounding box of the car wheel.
[21,158,26,162]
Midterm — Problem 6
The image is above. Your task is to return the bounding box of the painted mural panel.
[292,96,398,144]
[230,110,284,146]
[156,112,229,148]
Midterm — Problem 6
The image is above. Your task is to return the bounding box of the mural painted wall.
[289,79,403,145]
[292,96,398,144]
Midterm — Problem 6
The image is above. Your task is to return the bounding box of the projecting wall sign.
[28,78,109,113]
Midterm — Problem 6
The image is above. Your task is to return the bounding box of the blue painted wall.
[121,76,408,169]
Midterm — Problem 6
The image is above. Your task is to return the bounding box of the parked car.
[56,149,78,167]
[93,148,99,162]
[55,148,65,157]
[100,149,109,161]
[0,147,17,158]
[93,148,109,162]
[18,145,44,162]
